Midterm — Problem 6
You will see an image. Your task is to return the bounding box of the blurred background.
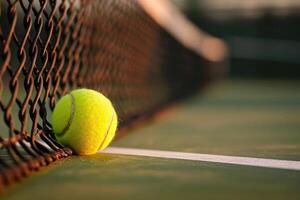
[173,0,300,79]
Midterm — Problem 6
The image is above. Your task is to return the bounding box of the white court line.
[101,147,300,171]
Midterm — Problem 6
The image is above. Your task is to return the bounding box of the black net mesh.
[0,0,218,187]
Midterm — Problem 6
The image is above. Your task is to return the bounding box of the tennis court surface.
[3,80,300,200]
[1,0,300,199]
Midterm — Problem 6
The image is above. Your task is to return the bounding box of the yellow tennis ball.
[52,89,118,155]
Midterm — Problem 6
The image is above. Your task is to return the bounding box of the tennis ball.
[52,89,118,155]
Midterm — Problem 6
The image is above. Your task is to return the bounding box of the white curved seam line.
[98,112,114,149]
[60,93,75,135]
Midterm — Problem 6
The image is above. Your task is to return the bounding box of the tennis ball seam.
[98,111,115,150]
[59,93,75,136]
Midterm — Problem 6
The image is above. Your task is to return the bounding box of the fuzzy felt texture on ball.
[52,89,118,155]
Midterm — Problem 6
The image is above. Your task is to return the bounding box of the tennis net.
[0,0,226,188]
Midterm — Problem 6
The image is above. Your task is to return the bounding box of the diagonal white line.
[100,147,300,171]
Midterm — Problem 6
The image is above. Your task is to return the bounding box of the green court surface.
[116,80,300,160]
[2,80,300,200]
